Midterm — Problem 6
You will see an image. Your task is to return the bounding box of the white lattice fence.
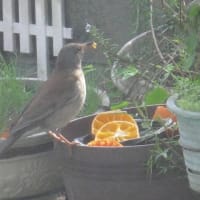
[0,0,72,80]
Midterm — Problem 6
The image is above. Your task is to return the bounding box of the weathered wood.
[18,0,31,53]
[35,0,48,80]
[2,0,14,52]
[52,0,63,56]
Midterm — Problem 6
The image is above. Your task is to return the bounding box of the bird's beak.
[84,41,97,49]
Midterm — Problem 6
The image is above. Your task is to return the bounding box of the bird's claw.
[48,130,78,147]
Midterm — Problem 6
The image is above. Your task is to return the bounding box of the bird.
[0,41,96,155]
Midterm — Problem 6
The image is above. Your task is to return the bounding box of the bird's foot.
[48,130,78,158]
[48,130,78,147]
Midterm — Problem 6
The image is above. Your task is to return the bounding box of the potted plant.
[167,76,200,193]
[163,0,200,193]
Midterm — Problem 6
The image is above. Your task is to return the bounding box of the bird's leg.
[57,133,77,146]
[49,130,78,158]
[48,131,65,143]
[48,130,78,146]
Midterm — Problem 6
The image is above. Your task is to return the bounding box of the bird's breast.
[44,69,86,130]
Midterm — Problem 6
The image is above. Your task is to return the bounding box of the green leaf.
[182,54,195,70]
[144,87,169,105]
[83,64,96,75]
[116,65,139,79]
[188,1,200,18]
[111,101,130,110]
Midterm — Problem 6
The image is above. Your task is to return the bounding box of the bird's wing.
[10,70,80,135]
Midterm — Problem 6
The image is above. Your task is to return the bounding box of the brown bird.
[0,42,96,155]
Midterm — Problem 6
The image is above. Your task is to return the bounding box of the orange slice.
[95,120,140,142]
[87,138,123,147]
[91,111,137,135]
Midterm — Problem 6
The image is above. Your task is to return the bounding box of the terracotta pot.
[55,105,196,200]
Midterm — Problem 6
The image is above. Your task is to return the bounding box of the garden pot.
[187,168,200,194]
[0,78,65,198]
[54,105,195,200]
[0,140,63,199]
[167,95,200,193]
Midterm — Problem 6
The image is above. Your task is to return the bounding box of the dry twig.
[149,0,167,65]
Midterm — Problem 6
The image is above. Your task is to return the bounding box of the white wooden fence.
[0,0,72,80]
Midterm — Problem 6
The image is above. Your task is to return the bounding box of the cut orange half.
[95,120,140,142]
[91,111,137,135]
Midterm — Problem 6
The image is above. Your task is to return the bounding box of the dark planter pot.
[0,123,64,199]
[55,105,198,200]
[0,136,63,199]
[0,79,64,199]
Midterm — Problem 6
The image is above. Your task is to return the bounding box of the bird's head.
[56,42,96,70]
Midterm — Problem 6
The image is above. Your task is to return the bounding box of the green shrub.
[175,76,200,112]
[0,57,32,132]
